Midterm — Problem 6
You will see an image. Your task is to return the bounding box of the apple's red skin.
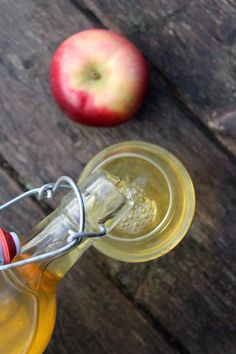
[50,29,148,126]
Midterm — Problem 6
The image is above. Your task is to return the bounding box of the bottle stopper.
[0,228,21,265]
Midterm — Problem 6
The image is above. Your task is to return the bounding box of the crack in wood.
[69,0,105,28]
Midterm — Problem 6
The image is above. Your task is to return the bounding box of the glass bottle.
[0,169,133,354]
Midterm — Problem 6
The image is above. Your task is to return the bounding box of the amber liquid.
[0,262,58,354]
[0,236,94,354]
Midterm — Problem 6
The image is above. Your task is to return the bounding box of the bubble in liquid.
[115,183,157,236]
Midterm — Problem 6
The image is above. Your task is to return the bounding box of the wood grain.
[78,0,236,156]
[0,164,45,233]
[0,1,235,353]
[46,254,181,354]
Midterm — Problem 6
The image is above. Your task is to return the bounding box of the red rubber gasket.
[0,228,17,264]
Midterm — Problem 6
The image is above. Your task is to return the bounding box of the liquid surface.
[116,182,157,235]
[101,156,170,238]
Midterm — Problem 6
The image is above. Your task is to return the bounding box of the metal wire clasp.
[0,176,106,270]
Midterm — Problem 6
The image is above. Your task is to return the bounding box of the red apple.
[50,29,148,126]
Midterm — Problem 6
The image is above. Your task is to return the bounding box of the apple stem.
[90,71,101,80]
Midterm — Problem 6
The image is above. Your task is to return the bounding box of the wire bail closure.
[0,176,106,270]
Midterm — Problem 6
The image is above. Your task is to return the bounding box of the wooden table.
[0,1,235,353]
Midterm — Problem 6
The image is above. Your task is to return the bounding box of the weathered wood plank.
[0,164,45,233]
[135,225,236,354]
[46,253,181,354]
[0,1,235,354]
[79,0,236,156]
[0,168,176,354]
[90,133,236,354]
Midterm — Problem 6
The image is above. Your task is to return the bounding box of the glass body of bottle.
[0,170,132,354]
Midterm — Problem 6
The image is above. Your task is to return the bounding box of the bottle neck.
[12,170,132,290]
